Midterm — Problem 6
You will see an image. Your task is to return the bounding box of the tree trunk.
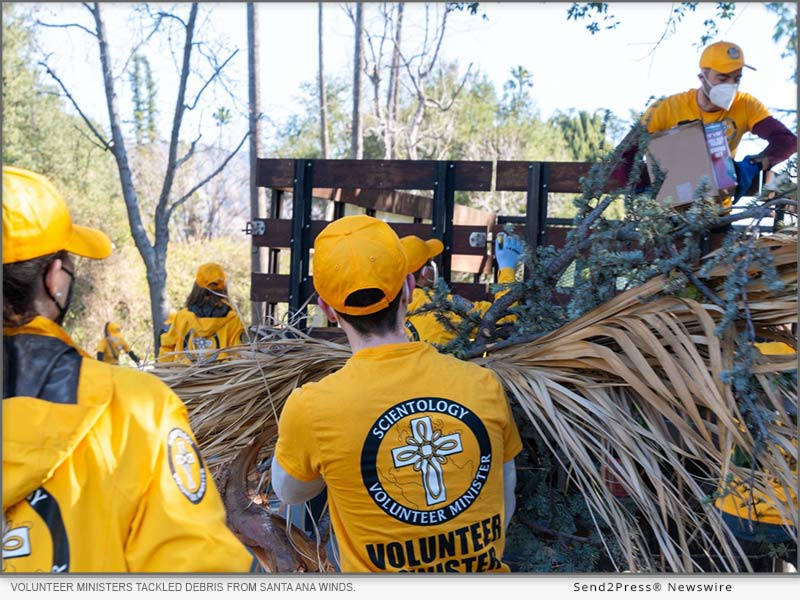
[248,2,265,326]
[386,2,404,159]
[350,2,364,159]
[91,2,169,352]
[79,2,245,354]
[318,2,329,159]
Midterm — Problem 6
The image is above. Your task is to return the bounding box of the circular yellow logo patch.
[167,428,207,504]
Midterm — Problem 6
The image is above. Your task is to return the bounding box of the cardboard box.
[646,120,737,208]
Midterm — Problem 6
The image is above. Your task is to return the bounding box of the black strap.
[3,335,81,404]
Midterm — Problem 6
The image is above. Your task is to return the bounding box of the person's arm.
[127,349,141,365]
[270,456,327,505]
[503,459,517,531]
[157,320,178,362]
[609,125,643,190]
[750,116,797,171]
[124,381,255,572]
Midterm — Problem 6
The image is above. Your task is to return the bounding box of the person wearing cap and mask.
[270,215,523,572]
[157,263,246,363]
[2,166,259,572]
[96,321,140,366]
[401,233,524,348]
[614,41,797,205]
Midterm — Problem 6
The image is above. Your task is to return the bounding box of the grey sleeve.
[270,455,326,505]
[503,459,517,531]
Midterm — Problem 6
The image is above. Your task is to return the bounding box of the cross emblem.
[392,416,463,506]
[173,437,197,490]
[193,336,213,350]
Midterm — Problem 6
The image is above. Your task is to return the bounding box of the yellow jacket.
[405,267,516,347]
[158,303,245,364]
[715,340,797,527]
[3,317,257,572]
[96,334,132,365]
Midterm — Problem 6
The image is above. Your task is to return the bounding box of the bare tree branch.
[175,131,203,170]
[69,121,109,153]
[167,129,250,217]
[157,10,187,28]
[157,3,199,226]
[36,19,97,38]
[694,196,798,232]
[185,49,239,111]
[38,61,111,150]
[117,13,166,79]
[426,63,473,111]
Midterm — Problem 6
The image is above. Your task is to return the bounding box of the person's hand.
[747,153,770,172]
[128,350,141,366]
[733,156,763,201]
[495,233,523,269]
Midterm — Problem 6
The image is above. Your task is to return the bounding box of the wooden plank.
[495,161,624,193]
[257,158,294,187]
[253,219,443,248]
[307,327,348,342]
[269,187,434,219]
[495,161,531,192]
[313,160,438,189]
[251,273,290,302]
[450,281,492,302]
[257,159,493,193]
[451,224,491,255]
[340,188,433,218]
[387,222,437,238]
[490,223,573,249]
[252,219,329,248]
[452,161,493,191]
[259,159,624,195]
[545,226,571,249]
[251,272,494,304]
[548,162,592,193]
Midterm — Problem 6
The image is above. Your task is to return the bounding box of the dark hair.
[336,287,404,337]
[3,250,67,327]
[184,282,229,309]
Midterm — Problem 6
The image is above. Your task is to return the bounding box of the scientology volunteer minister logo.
[361,397,493,525]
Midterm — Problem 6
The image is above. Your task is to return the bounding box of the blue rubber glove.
[495,233,523,269]
[733,155,762,202]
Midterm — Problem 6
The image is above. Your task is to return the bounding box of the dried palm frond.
[151,333,350,478]
[151,229,796,573]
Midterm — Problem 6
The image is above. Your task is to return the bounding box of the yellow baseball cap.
[313,215,408,316]
[106,321,122,336]
[400,235,444,273]
[2,165,112,264]
[699,41,755,73]
[196,262,226,290]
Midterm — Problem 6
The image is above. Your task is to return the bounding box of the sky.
[28,2,798,159]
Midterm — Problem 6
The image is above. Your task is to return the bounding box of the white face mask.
[421,260,439,286]
[704,76,738,111]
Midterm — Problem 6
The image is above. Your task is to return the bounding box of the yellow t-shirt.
[644,89,771,158]
[405,268,516,347]
[274,342,523,572]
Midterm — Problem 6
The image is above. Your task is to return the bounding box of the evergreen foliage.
[411,116,797,570]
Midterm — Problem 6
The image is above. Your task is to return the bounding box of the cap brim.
[65,224,112,259]
[425,239,444,258]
